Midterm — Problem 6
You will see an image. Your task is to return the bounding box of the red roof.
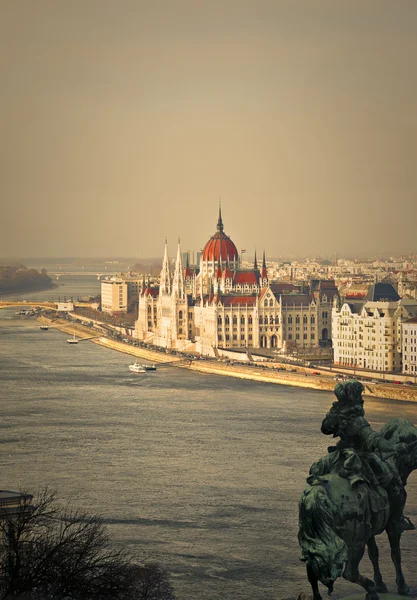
[142,287,159,298]
[202,231,238,262]
[184,266,197,278]
[233,270,259,286]
[222,295,257,306]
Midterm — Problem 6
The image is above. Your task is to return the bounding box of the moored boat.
[129,362,146,373]
[67,332,78,344]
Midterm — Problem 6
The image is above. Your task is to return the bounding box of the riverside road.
[1,308,416,600]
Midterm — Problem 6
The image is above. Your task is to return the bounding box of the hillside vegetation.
[0,264,53,293]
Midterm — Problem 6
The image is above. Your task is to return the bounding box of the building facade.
[402,317,417,378]
[332,283,417,372]
[101,277,128,313]
[134,210,338,356]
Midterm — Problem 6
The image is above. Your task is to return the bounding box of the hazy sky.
[1,0,416,259]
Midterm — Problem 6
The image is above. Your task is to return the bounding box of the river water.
[1,282,417,599]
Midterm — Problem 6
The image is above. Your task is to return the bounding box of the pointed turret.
[159,239,171,295]
[261,250,268,284]
[172,238,185,299]
[216,253,222,280]
[184,253,192,278]
[217,200,224,233]
[254,250,258,270]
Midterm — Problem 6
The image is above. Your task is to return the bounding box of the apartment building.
[332,283,417,372]
[101,277,128,313]
[402,317,417,378]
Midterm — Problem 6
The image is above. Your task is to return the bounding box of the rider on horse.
[311,379,414,533]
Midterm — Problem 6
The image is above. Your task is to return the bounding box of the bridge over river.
[0,301,57,310]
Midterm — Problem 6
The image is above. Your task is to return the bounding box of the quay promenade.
[37,315,417,403]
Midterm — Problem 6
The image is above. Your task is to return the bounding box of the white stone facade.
[332,286,417,372]
[402,318,417,378]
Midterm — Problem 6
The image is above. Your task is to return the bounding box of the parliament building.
[134,208,338,356]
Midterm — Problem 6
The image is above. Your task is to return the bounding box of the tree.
[0,490,175,600]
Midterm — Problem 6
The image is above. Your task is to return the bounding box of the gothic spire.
[172,238,185,299]
[159,239,171,295]
[217,200,224,233]
[261,250,268,282]
[254,250,258,270]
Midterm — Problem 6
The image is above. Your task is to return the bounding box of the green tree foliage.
[0,490,175,600]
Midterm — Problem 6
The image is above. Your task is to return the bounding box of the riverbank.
[37,315,417,402]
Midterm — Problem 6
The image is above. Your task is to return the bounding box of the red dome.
[202,232,238,262]
[201,208,238,262]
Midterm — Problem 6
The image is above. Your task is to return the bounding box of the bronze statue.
[298,380,417,600]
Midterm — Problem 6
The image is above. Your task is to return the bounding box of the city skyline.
[1,0,417,258]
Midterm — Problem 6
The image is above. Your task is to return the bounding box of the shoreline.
[37,315,417,403]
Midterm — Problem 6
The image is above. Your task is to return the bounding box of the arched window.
[147,305,151,313]
[269,315,274,324]
[303,315,307,324]
[259,316,263,325]
[296,315,300,324]
[225,316,230,325]
[288,315,292,324]
[311,315,315,324]
[269,299,273,307]
[233,316,237,325]
[217,316,222,325]
[248,315,253,325]
[275,315,279,324]
[179,310,183,320]
[264,299,268,307]
[240,316,245,325]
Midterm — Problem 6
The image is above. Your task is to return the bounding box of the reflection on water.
[1,308,417,600]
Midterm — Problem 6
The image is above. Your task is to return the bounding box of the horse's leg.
[367,536,388,593]
[387,526,410,596]
[306,563,322,600]
[343,544,379,600]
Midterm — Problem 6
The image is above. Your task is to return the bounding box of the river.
[1,280,417,600]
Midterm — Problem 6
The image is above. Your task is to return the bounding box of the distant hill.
[130,262,161,276]
[0,265,53,294]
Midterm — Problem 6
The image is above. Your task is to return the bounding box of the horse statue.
[298,380,417,600]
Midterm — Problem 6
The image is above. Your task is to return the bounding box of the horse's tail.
[298,481,348,593]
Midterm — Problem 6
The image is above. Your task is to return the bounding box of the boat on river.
[67,332,78,344]
[40,326,49,331]
[129,362,146,373]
